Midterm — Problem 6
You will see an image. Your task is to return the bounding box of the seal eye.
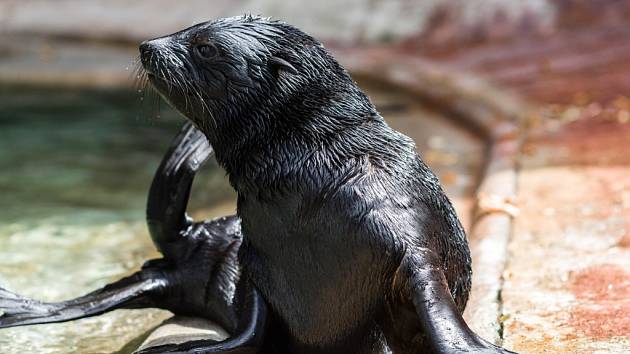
[196,44,218,59]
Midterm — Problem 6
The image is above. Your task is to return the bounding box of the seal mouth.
[145,71,169,89]
[145,72,162,88]
[141,65,160,85]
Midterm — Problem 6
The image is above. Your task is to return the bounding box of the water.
[0,83,484,353]
[0,85,234,353]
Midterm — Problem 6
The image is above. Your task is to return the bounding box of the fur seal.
[0,15,516,354]
[137,15,514,354]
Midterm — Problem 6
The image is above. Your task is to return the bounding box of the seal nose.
[139,40,155,65]
[139,38,170,67]
[139,40,151,53]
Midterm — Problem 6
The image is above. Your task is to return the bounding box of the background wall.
[0,0,554,43]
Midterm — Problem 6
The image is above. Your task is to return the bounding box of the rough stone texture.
[463,137,519,345]
[416,2,630,107]
[501,119,630,353]
[412,5,630,350]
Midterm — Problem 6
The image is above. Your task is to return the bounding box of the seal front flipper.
[397,248,516,354]
[0,266,167,328]
[136,281,268,354]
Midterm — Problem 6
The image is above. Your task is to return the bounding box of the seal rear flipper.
[0,269,166,329]
[397,249,517,354]
[146,121,213,259]
[136,282,268,354]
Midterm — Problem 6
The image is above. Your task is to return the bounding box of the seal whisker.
[131,56,162,123]
[179,75,193,112]
[130,55,147,90]
[164,48,184,97]
[193,82,216,129]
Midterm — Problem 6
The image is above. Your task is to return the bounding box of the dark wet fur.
[138,15,515,354]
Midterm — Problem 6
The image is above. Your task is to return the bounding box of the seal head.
[139,15,376,176]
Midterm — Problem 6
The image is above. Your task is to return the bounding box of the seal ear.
[269,56,297,76]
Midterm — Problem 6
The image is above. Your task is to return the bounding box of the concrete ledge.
[133,316,229,353]
[464,138,519,344]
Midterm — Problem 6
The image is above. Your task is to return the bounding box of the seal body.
[0,16,513,354]
[236,120,471,353]
[137,15,512,354]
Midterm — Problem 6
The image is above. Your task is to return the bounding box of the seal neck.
[213,110,412,199]
[202,69,413,196]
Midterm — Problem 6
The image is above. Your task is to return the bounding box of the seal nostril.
[139,38,170,67]
[139,41,150,52]
[139,41,153,62]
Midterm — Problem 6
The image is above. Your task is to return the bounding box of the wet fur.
[140,16,475,353]
[0,15,514,354]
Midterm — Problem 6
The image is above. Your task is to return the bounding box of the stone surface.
[502,119,630,353]
[135,317,229,352]
[417,7,630,350]
[463,138,519,345]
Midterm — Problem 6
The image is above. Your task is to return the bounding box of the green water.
[0,85,234,353]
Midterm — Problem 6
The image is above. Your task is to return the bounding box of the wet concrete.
[501,118,630,353]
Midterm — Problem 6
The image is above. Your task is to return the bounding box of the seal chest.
[238,169,407,348]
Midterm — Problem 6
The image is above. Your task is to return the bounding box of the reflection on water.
[0,85,234,354]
